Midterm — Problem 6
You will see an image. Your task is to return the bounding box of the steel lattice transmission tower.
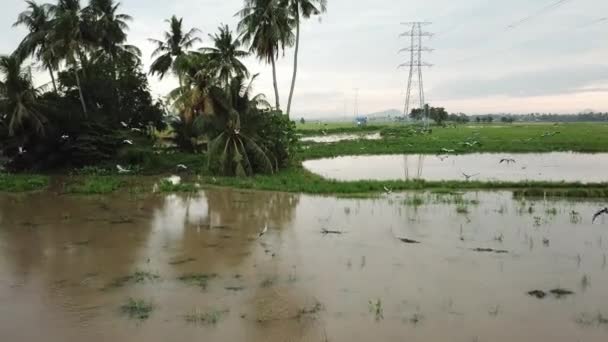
[399,22,433,125]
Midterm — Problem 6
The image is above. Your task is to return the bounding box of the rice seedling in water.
[489,305,500,317]
[178,273,217,290]
[260,277,276,288]
[107,270,160,289]
[576,312,608,326]
[581,274,591,291]
[121,298,153,320]
[185,309,229,325]
[570,210,582,224]
[297,301,324,319]
[368,299,384,321]
[456,204,469,214]
[404,195,425,207]
[494,234,504,243]
[545,207,558,215]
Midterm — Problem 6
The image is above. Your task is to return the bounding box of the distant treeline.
[466,113,608,123]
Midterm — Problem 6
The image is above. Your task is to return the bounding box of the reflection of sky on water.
[304,152,608,183]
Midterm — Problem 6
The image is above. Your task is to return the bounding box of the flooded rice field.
[303,152,608,182]
[300,133,382,143]
[1,189,608,341]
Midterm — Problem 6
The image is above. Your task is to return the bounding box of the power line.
[507,0,573,30]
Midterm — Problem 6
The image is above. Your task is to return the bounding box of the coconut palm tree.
[284,0,326,117]
[0,54,47,136]
[237,0,294,111]
[149,15,201,87]
[13,0,59,93]
[84,0,138,67]
[48,0,90,116]
[202,76,274,176]
[200,24,249,89]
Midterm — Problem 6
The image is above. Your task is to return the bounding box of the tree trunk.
[74,68,88,117]
[286,11,301,119]
[47,64,58,93]
[271,54,280,110]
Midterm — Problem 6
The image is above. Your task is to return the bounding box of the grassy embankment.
[2,123,608,197]
[298,122,608,159]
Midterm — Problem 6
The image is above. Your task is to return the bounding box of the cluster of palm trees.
[149,0,327,121]
[2,0,325,175]
[11,0,138,117]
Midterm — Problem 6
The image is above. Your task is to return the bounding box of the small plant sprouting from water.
[288,266,297,283]
[570,210,582,224]
[581,274,591,291]
[178,273,218,290]
[545,207,558,216]
[185,308,229,325]
[533,216,542,227]
[494,234,504,243]
[404,195,425,207]
[576,312,608,326]
[108,270,160,288]
[368,299,384,321]
[489,305,500,317]
[260,276,276,288]
[121,298,154,320]
[297,300,324,319]
[456,204,469,214]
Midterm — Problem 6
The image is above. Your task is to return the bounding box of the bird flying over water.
[61,134,69,140]
[123,140,133,145]
[500,158,516,164]
[592,208,608,223]
[176,164,188,170]
[383,186,392,194]
[130,128,142,132]
[120,121,128,128]
[437,155,449,161]
[258,224,268,238]
[441,148,455,153]
[116,165,130,174]
[462,172,479,181]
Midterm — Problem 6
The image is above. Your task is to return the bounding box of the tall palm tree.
[167,53,214,127]
[0,54,47,136]
[284,0,326,117]
[237,0,294,111]
[149,15,201,87]
[200,24,249,89]
[48,0,89,116]
[84,0,137,67]
[13,0,59,93]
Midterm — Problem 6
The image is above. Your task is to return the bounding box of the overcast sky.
[2,0,607,117]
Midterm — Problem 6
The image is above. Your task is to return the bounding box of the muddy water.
[1,190,608,341]
[300,133,382,143]
[303,152,608,182]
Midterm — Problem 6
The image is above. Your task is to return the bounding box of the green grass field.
[2,122,608,197]
[298,122,608,159]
